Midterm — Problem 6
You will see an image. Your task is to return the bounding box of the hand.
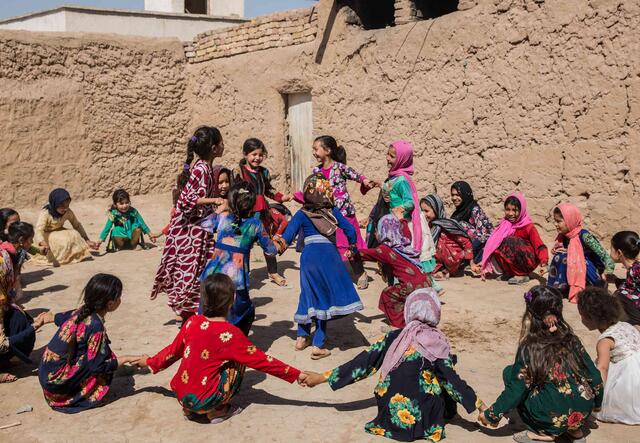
[39,242,50,256]
[391,206,405,220]
[477,411,495,427]
[135,354,150,368]
[539,263,548,276]
[117,355,139,366]
[281,194,293,203]
[215,200,229,214]
[149,233,161,244]
[297,373,309,386]
[470,262,482,275]
[301,371,326,388]
[212,198,225,206]
[87,240,100,250]
[33,311,55,330]
[345,249,353,259]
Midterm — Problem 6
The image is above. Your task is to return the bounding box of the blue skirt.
[547,252,605,291]
[295,237,363,324]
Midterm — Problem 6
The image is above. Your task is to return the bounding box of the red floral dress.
[434,232,473,274]
[491,224,548,276]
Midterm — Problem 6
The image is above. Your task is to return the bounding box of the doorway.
[285,93,314,194]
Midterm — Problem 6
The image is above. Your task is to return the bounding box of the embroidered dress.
[490,225,548,276]
[151,160,216,317]
[98,207,151,242]
[615,261,640,325]
[450,181,493,264]
[594,322,640,424]
[38,310,118,413]
[146,316,300,413]
[326,329,478,442]
[484,345,603,435]
[33,208,91,266]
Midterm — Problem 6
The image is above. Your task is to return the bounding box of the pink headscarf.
[379,288,450,379]
[556,203,586,303]
[389,140,422,251]
[481,192,533,273]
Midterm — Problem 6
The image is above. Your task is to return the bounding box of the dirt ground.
[0,194,637,443]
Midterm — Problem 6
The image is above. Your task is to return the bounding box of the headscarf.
[556,203,586,303]
[45,188,71,219]
[211,166,231,198]
[450,181,477,222]
[481,192,533,273]
[388,140,422,251]
[421,193,469,244]
[380,288,450,378]
[301,174,338,237]
[377,214,421,267]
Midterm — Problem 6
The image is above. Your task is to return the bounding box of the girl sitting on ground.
[478,193,548,285]
[137,273,302,424]
[97,189,160,252]
[610,231,640,325]
[547,203,614,303]
[479,285,603,442]
[577,287,640,425]
[301,288,483,442]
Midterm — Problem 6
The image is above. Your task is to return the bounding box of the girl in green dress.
[479,285,603,443]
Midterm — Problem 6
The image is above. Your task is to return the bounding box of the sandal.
[310,347,331,360]
[209,405,243,424]
[356,274,369,290]
[512,431,554,443]
[0,373,17,383]
[295,336,311,351]
[269,273,287,287]
[508,276,531,285]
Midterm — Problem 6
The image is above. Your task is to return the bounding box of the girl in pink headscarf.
[547,203,614,303]
[479,193,548,285]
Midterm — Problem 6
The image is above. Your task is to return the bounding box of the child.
[34,188,99,266]
[152,127,226,323]
[450,181,493,267]
[352,214,431,329]
[421,193,473,279]
[38,274,139,412]
[610,231,640,324]
[232,138,292,287]
[577,287,640,424]
[1,222,37,303]
[0,208,20,242]
[200,182,278,335]
[478,193,548,284]
[312,135,375,289]
[137,273,302,423]
[274,174,363,359]
[97,189,160,252]
[547,203,614,302]
[301,288,482,442]
[479,286,603,442]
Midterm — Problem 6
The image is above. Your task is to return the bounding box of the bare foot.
[269,273,287,287]
[295,336,311,351]
[310,347,331,360]
[0,373,17,383]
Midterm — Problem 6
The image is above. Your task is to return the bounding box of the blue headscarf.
[45,188,71,219]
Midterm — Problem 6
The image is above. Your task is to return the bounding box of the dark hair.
[315,135,347,163]
[611,230,640,260]
[111,189,130,208]
[8,222,34,244]
[179,126,223,188]
[0,208,19,242]
[172,172,190,206]
[504,196,521,210]
[242,138,267,156]
[553,207,563,217]
[201,273,235,317]
[227,182,257,233]
[519,285,590,387]
[577,287,623,330]
[67,274,123,364]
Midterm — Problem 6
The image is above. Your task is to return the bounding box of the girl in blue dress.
[275,174,363,360]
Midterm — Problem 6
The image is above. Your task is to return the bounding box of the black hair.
[315,135,347,163]
[611,230,640,260]
[8,222,34,245]
[242,138,267,156]
[111,189,130,209]
[172,172,190,206]
[504,196,521,210]
[519,285,590,387]
[577,287,623,330]
[0,208,19,242]
[553,207,563,217]
[179,126,223,189]
[227,182,257,234]
[67,274,123,364]
[201,273,235,318]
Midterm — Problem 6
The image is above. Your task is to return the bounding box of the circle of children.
[1,126,639,442]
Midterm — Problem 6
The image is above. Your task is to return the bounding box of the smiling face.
[504,203,521,223]
[386,146,396,169]
[245,147,265,169]
[56,199,71,216]
[115,199,131,213]
[218,171,230,197]
[553,210,569,235]
[450,187,462,208]
[420,201,436,222]
[312,140,330,163]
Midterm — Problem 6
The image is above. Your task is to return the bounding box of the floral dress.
[98,207,152,242]
[457,205,493,264]
[38,310,118,413]
[325,330,478,442]
[615,261,640,325]
[484,345,603,435]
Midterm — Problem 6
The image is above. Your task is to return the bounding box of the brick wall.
[184,7,318,63]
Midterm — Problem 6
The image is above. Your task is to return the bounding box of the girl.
[577,287,640,424]
[312,135,375,289]
[232,138,292,287]
[0,208,19,242]
[610,231,640,324]
[274,174,363,359]
[38,274,139,412]
[450,181,493,267]
[352,215,431,329]
[34,188,98,266]
[479,286,603,442]
[479,193,548,285]
[97,189,160,252]
[301,288,482,442]
[547,203,614,302]
[200,182,278,335]
[151,127,225,323]
[138,273,302,423]
[421,193,473,279]
[1,222,36,303]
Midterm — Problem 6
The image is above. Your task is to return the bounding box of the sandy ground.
[0,194,637,443]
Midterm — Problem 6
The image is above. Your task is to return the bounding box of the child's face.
[115,199,131,213]
[245,148,265,169]
[19,235,34,250]
[450,188,462,208]
[56,199,71,216]
[386,146,396,169]
[420,202,436,222]
[504,203,520,223]
[213,139,225,158]
[5,213,19,232]
[553,211,569,235]
[312,141,330,163]
[218,172,230,197]
[106,297,122,313]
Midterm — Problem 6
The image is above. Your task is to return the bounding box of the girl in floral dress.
[610,230,640,324]
[479,286,603,442]
[301,288,483,442]
[151,127,225,324]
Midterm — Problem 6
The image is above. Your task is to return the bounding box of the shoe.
[269,273,287,287]
[508,276,531,285]
[357,274,369,290]
[209,405,243,424]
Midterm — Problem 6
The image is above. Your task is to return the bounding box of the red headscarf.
[389,140,422,251]
[557,203,586,303]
